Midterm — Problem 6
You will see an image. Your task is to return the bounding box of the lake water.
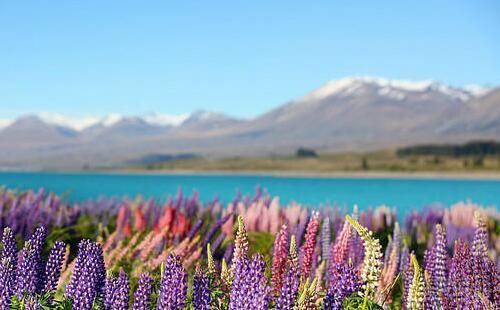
[0,172,499,215]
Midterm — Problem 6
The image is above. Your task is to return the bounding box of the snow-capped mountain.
[29,112,190,132]
[0,77,497,169]
[297,77,490,103]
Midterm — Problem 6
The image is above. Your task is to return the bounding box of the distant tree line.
[397,140,500,157]
[296,147,318,158]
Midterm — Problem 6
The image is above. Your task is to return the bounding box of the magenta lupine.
[229,254,270,310]
[42,240,66,293]
[65,240,106,310]
[276,236,300,310]
[0,227,17,298]
[193,264,210,310]
[156,255,187,310]
[271,225,289,295]
[424,224,448,308]
[324,262,363,310]
[132,273,153,310]
[299,211,319,279]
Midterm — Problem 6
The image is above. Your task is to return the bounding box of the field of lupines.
[0,187,498,309]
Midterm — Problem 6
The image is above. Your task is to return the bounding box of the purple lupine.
[446,240,474,309]
[15,226,47,297]
[229,254,270,310]
[42,240,66,293]
[211,232,227,252]
[424,224,448,308]
[65,240,106,310]
[203,212,233,248]
[133,273,153,310]
[223,243,234,265]
[104,270,129,310]
[156,255,187,310]
[64,240,89,298]
[0,227,17,298]
[402,251,414,308]
[324,262,363,310]
[0,257,14,309]
[187,219,204,240]
[193,264,210,310]
[275,240,300,310]
[470,213,495,304]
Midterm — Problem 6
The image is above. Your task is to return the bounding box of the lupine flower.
[407,254,424,310]
[221,258,232,287]
[0,227,17,298]
[294,278,318,310]
[229,254,270,310]
[104,270,129,310]
[133,273,153,310]
[295,212,309,247]
[65,240,106,310]
[230,216,249,276]
[42,240,66,293]
[380,223,401,299]
[0,257,14,309]
[446,240,473,309]
[300,211,319,279]
[156,255,187,310]
[203,212,233,248]
[211,232,226,252]
[193,264,210,310]
[276,235,300,310]
[324,262,363,310]
[330,220,352,267]
[187,219,204,240]
[16,226,47,297]
[345,215,382,301]
[320,218,331,270]
[471,212,495,305]
[423,224,447,308]
[206,243,216,275]
[271,225,289,295]
[402,251,414,308]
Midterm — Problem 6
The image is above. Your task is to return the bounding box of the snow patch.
[297,76,486,103]
[0,119,14,130]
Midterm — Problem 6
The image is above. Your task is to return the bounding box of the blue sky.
[0,1,499,119]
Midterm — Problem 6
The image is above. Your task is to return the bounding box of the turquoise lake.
[0,172,499,215]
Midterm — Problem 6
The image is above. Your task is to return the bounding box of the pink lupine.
[330,219,352,266]
[299,211,320,279]
[271,225,289,295]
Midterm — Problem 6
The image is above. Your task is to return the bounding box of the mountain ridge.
[0,77,498,169]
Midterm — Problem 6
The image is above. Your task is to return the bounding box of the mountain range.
[0,77,498,170]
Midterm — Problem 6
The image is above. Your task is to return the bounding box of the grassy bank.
[132,151,500,174]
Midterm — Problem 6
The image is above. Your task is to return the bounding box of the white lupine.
[407,254,424,310]
[345,215,383,301]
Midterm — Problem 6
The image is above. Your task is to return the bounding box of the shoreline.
[2,168,500,180]
[99,169,500,180]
